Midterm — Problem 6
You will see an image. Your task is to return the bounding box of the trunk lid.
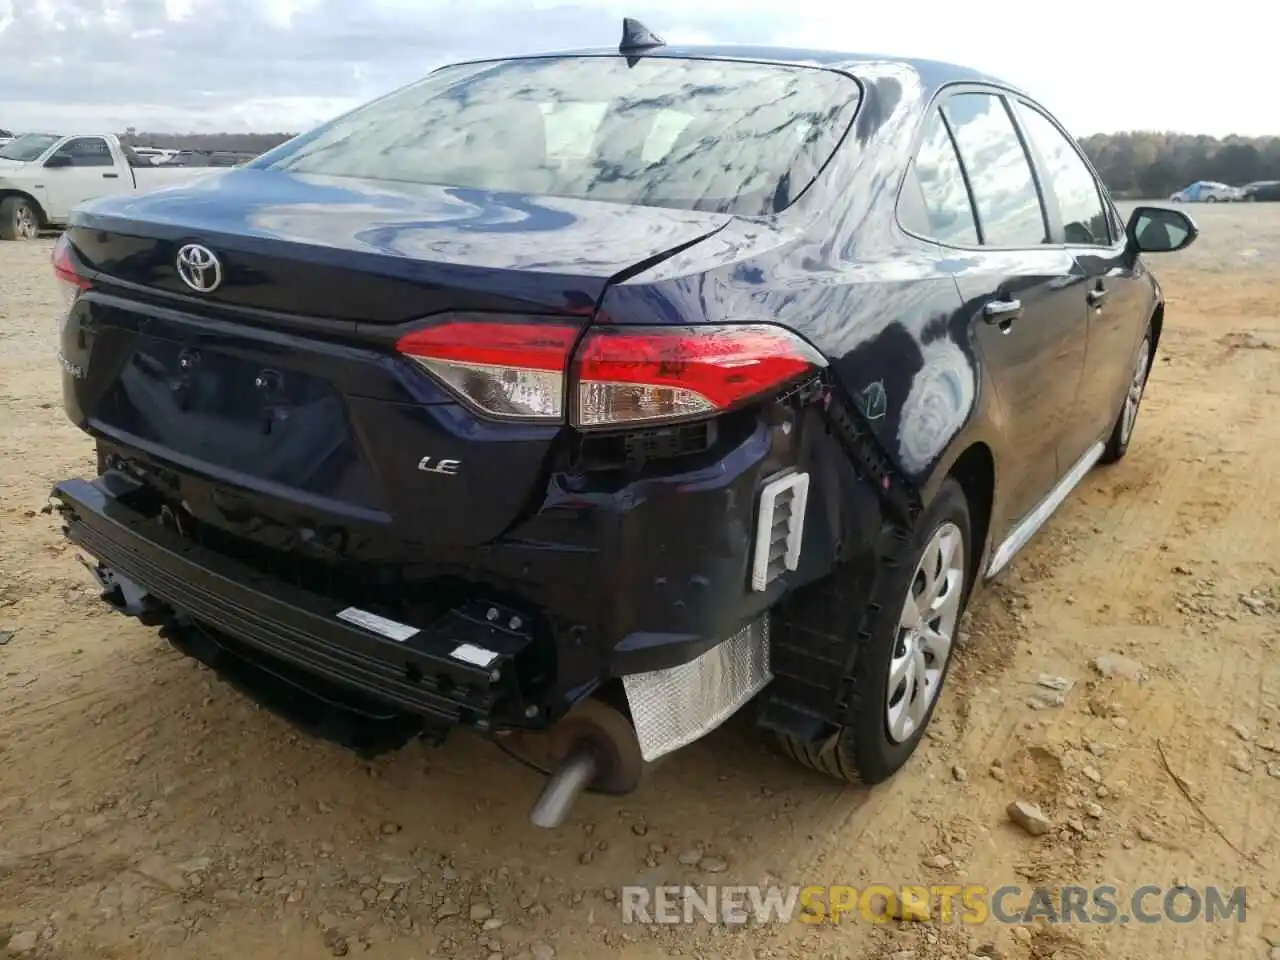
[71,168,730,321]
[63,172,730,551]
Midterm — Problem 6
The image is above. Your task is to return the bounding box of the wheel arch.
[939,441,995,589]
[910,363,1004,588]
[1148,299,1165,359]
[0,189,48,227]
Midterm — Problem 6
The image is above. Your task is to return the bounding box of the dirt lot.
[2,204,1279,960]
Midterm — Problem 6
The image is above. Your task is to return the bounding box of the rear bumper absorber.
[51,475,534,730]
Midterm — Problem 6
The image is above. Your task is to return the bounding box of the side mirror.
[43,153,72,168]
[1126,205,1198,254]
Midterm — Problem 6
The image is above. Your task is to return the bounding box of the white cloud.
[163,0,194,21]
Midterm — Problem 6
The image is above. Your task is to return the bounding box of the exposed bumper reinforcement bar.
[51,475,532,730]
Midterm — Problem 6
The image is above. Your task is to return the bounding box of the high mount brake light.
[395,320,826,426]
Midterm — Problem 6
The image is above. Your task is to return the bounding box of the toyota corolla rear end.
[49,49,863,823]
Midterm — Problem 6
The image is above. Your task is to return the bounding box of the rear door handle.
[103,173,119,179]
[983,298,1022,329]
[1087,287,1108,306]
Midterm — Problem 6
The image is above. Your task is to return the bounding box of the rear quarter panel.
[599,61,1004,530]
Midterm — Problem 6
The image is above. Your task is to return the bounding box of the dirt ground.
[2,204,1279,960]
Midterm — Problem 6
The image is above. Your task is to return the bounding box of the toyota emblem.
[175,243,222,293]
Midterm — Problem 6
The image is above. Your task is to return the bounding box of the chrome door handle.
[983,298,1022,328]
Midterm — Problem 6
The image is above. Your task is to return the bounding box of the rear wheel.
[1100,331,1152,464]
[770,478,972,784]
[0,196,40,241]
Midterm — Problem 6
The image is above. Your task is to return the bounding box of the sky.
[0,0,1270,138]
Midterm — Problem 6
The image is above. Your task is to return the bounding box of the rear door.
[1010,99,1154,462]
[931,90,1091,533]
[42,137,132,220]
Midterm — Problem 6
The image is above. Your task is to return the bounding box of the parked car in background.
[0,133,215,240]
[49,26,1199,826]
[212,151,248,166]
[160,150,254,168]
[0,128,14,145]
[1168,180,1243,203]
[131,147,179,166]
[162,150,212,167]
[1242,180,1280,202]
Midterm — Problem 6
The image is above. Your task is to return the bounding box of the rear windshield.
[251,56,862,216]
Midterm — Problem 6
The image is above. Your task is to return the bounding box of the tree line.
[1079,132,1280,198]
[117,129,1280,199]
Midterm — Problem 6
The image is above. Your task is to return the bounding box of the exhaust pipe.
[529,748,599,829]
[527,697,644,829]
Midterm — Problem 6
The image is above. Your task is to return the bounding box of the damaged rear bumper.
[49,378,893,813]
[51,471,779,825]
[51,472,777,763]
[52,474,536,731]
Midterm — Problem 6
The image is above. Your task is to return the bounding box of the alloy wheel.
[886,521,965,744]
[15,205,37,240]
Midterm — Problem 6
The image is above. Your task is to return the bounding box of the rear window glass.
[252,56,862,216]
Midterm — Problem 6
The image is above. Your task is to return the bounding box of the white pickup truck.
[0,133,214,240]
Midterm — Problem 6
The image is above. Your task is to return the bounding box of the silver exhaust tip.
[528,747,599,829]
[525,697,645,829]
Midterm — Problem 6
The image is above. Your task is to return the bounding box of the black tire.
[770,478,973,784]
[1100,329,1153,465]
[0,195,40,241]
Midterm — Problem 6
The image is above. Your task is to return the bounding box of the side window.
[942,93,1047,247]
[54,137,114,167]
[901,109,979,246]
[1014,103,1110,245]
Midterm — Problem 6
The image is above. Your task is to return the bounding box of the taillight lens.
[574,324,826,427]
[396,320,579,420]
[52,234,90,309]
[395,319,826,427]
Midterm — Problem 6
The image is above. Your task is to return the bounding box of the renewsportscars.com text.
[620,884,1247,926]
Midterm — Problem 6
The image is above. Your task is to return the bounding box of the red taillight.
[396,320,579,420]
[395,319,825,426]
[52,234,90,305]
[574,324,826,427]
